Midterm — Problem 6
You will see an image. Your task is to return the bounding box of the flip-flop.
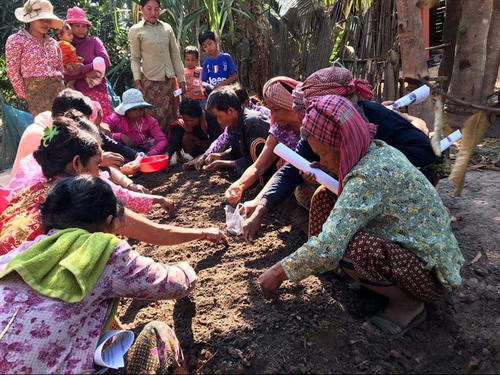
[369,307,427,339]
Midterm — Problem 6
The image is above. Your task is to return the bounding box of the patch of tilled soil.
[118,168,500,374]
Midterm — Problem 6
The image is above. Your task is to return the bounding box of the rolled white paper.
[274,143,339,195]
[389,85,431,109]
[440,129,462,152]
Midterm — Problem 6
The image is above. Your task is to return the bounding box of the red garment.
[302,95,377,194]
[0,182,51,255]
[58,40,80,66]
[302,66,374,102]
[184,67,205,100]
[292,66,374,115]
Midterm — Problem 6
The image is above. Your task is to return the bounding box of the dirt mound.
[118,167,500,374]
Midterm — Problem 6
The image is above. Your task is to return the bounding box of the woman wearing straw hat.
[63,7,113,117]
[6,0,65,116]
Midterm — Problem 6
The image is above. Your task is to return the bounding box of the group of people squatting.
[0,0,464,373]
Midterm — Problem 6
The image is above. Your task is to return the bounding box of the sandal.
[369,307,427,338]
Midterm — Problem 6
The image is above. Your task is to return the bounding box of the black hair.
[52,89,93,117]
[179,98,203,118]
[62,109,101,142]
[40,176,124,233]
[198,30,216,45]
[206,86,242,112]
[33,117,100,179]
[233,84,249,104]
[140,0,160,6]
[184,45,199,59]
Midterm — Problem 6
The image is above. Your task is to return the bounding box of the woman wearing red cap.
[258,95,463,338]
[6,0,65,116]
[63,7,112,117]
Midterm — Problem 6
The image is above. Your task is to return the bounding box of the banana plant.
[202,0,256,44]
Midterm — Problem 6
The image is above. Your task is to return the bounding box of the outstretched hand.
[259,262,288,299]
[203,159,234,173]
[101,152,125,168]
[158,197,176,216]
[241,204,267,243]
[203,227,228,246]
[225,183,243,204]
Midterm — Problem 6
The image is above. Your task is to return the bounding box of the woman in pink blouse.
[5,0,65,116]
[63,7,113,117]
[104,89,168,156]
[0,176,195,373]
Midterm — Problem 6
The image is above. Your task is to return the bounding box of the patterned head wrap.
[263,76,301,111]
[303,95,377,194]
[292,66,374,114]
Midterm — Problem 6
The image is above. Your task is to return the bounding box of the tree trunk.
[304,13,336,76]
[246,2,271,97]
[395,0,434,129]
[480,0,500,102]
[438,0,463,92]
[447,0,492,104]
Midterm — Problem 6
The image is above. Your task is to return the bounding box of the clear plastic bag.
[224,203,246,236]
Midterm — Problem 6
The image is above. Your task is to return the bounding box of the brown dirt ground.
[118,164,500,374]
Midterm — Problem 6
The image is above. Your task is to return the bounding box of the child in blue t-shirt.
[199,31,239,90]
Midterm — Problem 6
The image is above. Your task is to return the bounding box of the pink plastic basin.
[139,155,169,173]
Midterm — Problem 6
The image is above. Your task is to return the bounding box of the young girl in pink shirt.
[104,89,167,156]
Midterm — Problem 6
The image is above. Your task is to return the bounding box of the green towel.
[0,228,120,303]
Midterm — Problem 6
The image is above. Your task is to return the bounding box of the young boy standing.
[183,46,206,101]
[199,31,239,90]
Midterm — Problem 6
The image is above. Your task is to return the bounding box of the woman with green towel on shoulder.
[0,116,226,255]
[0,175,192,373]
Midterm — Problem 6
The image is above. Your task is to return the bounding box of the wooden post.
[395,0,434,129]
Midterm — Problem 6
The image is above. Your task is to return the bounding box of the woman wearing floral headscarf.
[6,0,65,116]
[259,95,463,338]
[240,66,437,242]
[225,76,302,204]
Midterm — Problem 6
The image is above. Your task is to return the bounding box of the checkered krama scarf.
[303,95,377,194]
[263,76,301,111]
[292,66,374,114]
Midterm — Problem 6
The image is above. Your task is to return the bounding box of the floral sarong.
[23,77,64,117]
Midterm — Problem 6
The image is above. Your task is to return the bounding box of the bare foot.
[383,300,425,326]
[121,154,143,175]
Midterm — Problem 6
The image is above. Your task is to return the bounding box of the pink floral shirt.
[0,232,196,374]
[5,30,64,99]
[204,127,230,155]
[269,122,300,150]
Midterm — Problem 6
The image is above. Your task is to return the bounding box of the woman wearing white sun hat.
[6,0,65,116]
